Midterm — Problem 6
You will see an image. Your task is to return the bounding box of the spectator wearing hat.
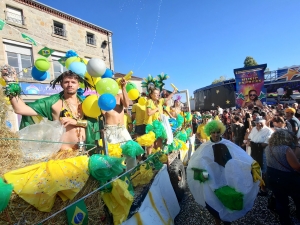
[285,107,300,137]
[248,116,273,195]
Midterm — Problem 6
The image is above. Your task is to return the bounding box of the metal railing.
[87,36,96,45]
[6,11,25,25]
[53,26,66,37]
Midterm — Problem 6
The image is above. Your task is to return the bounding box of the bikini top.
[59,98,76,119]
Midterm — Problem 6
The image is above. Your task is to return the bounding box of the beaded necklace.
[62,96,84,144]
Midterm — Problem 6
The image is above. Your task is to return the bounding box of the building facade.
[0,0,114,131]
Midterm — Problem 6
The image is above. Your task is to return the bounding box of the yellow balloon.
[82,95,101,119]
[138,97,147,105]
[84,72,101,90]
[128,89,139,101]
[0,78,6,86]
[65,56,81,69]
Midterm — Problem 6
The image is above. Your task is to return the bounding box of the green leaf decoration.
[258,91,266,100]
[237,93,245,100]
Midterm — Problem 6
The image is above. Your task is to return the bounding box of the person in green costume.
[1,66,100,153]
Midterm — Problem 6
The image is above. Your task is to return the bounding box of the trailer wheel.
[168,158,186,202]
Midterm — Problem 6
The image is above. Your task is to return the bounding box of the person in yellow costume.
[132,94,147,138]
[143,87,176,155]
[196,115,211,147]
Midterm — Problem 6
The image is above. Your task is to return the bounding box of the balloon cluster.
[62,50,134,119]
[31,58,50,81]
[76,57,117,117]
[117,71,140,101]
[126,82,139,101]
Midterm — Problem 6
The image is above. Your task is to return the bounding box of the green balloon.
[96,78,119,96]
[126,82,137,92]
[34,58,50,71]
[65,56,80,69]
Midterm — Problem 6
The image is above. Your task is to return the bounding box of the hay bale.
[0,90,23,176]
[0,177,109,225]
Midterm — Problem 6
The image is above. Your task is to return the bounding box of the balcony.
[6,11,25,25]
[53,26,66,37]
[87,36,96,45]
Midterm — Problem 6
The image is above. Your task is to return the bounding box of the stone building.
[0,0,113,130]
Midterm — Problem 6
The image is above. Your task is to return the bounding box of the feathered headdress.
[141,72,169,93]
[174,95,181,102]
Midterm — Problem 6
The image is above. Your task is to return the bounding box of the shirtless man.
[102,78,135,170]
[1,66,99,153]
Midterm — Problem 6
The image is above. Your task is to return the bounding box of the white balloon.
[86,58,106,77]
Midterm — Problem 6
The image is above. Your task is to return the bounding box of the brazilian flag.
[0,19,5,30]
[38,47,54,58]
[58,57,67,66]
[121,174,134,197]
[21,33,37,46]
[66,200,88,225]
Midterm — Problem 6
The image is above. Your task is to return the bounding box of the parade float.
[0,50,193,225]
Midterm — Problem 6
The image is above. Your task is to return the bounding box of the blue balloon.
[31,66,48,81]
[98,93,116,111]
[101,68,113,78]
[69,62,86,77]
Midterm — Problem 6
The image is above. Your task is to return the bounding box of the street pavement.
[174,183,300,225]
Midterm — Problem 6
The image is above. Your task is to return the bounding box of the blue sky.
[39,0,300,96]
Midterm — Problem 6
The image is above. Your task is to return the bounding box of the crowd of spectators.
[191,103,300,225]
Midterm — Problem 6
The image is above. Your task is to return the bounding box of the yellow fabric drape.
[101,179,134,225]
[251,161,265,187]
[4,156,89,212]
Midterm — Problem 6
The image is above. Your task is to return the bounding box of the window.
[6,6,25,25]
[4,42,32,79]
[86,32,96,45]
[52,54,67,78]
[53,21,66,37]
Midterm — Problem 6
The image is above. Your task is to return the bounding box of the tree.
[212,76,226,84]
[244,56,258,67]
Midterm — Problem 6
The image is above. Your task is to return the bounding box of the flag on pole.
[21,33,37,46]
[66,200,88,225]
[0,19,5,30]
[38,47,54,58]
[58,57,67,66]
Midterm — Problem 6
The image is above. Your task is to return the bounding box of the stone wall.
[0,0,114,81]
